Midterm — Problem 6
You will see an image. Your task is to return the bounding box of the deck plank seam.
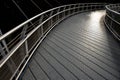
[51,33,120,79]
[28,66,37,80]
[47,36,109,80]
[58,29,120,51]
[41,46,80,80]
[33,57,51,80]
[43,41,94,80]
[54,30,120,65]
[37,50,66,80]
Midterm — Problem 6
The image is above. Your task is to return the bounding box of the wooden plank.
[28,59,49,80]
[22,68,36,80]
[47,34,119,80]
[42,41,92,80]
[22,11,120,80]
[45,37,106,80]
[54,31,120,70]
[55,30,120,54]
[33,51,64,80]
[37,47,78,80]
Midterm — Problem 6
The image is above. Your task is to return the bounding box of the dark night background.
[0,0,118,33]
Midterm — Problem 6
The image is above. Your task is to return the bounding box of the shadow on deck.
[21,10,120,80]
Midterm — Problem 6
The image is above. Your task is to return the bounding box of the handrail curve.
[104,3,120,40]
[0,3,106,80]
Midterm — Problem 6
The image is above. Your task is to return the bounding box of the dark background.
[0,0,118,33]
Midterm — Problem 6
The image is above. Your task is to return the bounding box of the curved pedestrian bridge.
[21,11,120,80]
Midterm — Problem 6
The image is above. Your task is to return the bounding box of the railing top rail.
[0,3,106,80]
[0,3,105,41]
[105,4,120,15]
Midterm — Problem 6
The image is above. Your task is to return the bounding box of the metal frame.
[0,3,106,80]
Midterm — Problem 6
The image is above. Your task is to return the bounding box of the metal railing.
[0,3,106,80]
[104,4,120,41]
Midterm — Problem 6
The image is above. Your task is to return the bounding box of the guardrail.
[104,4,120,41]
[0,3,106,80]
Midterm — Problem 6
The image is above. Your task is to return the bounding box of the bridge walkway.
[21,10,120,80]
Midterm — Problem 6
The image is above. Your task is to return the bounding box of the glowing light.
[88,11,106,32]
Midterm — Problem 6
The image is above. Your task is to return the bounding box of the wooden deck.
[21,10,120,80]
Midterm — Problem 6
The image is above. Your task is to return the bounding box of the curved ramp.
[21,11,120,80]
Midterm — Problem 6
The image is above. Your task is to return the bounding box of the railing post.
[81,4,84,11]
[39,15,44,36]
[75,4,78,12]
[50,11,53,26]
[95,4,97,10]
[63,6,66,17]
[57,8,60,20]
[0,30,9,53]
[68,5,71,15]
[20,24,29,57]
[21,24,28,39]
[110,14,113,28]
[39,15,44,24]
[73,5,76,13]
[0,30,6,57]
[41,26,44,37]
[90,4,93,10]
[25,41,29,56]
[86,4,89,11]
[0,43,5,58]
[0,30,16,73]
[77,4,80,12]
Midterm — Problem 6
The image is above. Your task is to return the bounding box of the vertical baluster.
[63,6,66,17]
[110,13,113,28]
[68,5,71,15]
[90,4,93,11]
[0,43,5,59]
[57,8,60,20]
[81,4,84,11]
[0,30,16,74]
[86,4,89,11]
[20,24,29,59]
[25,41,28,56]
[73,5,76,14]
[77,4,80,12]
[50,11,53,27]
[75,4,78,12]
[39,15,44,36]
[0,30,6,57]
[21,24,28,39]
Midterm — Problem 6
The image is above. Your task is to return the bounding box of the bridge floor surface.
[21,10,120,80]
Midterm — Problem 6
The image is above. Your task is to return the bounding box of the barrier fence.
[104,4,120,41]
[0,3,106,80]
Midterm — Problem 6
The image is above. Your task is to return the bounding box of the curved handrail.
[0,3,106,80]
[104,3,120,40]
[106,4,120,15]
[0,3,105,41]
[0,3,75,41]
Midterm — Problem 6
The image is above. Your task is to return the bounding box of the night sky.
[0,0,118,33]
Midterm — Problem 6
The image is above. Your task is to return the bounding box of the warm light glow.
[88,11,106,32]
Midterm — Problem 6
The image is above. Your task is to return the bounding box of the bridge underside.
[21,10,120,80]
